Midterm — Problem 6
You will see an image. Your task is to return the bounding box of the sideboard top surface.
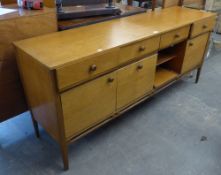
[14,6,216,69]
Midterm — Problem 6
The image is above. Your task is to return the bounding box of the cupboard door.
[182,33,209,73]
[117,54,157,110]
[61,72,116,139]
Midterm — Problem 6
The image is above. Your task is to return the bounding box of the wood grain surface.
[14,7,215,70]
[0,4,57,122]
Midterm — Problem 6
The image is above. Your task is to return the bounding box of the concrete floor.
[1,48,221,175]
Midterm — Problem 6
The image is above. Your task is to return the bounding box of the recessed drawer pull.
[189,42,194,47]
[202,25,207,29]
[174,34,180,38]
[89,64,97,72]
[139,46,146,52]
[107,77,114,83]
[137,64,143,70]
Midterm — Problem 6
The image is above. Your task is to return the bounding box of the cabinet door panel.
[117,54,157,110]
[61,72,116,139]
[182,33,209,73]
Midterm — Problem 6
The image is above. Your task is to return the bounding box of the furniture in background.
[1,0,54,8]
[58,3,146,30]
[159,0,205,9]
[0,0,16,5]
[61,0,107,6]
[57,0,122,20]
[204,0,221,57]
[14,7,215,170]
[125,0,205,10]
[183,0,206,9]
[127,0,156,10]
[56,0,146,30]
[152,0,180,8]
[0,4,57,122]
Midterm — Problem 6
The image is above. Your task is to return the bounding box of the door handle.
[107,77,114,83]
[137,64,143,70]
[139,46,146,52]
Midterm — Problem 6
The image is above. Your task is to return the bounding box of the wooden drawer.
[160,26,190,50]
[61,72,117,139]
[117,54,157,110]
[182,33,209,73]
[190,16,216,38]
[56,48,119,91]
[119,36,160,64]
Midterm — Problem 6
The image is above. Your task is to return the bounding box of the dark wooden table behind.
[58,4,146,30]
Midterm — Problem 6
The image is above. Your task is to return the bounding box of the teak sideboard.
[14,6,216,170]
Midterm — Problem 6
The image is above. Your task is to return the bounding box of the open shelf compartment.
[157,52,177,66]
[154,42,187,89]
[154,67,178,88]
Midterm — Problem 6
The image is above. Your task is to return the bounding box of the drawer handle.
[89,64,97,72]
[139,46,146,52]
[107,77,114,83]
[189,42,194,47]
[174,34,180,39]
[137,64,143,70]
[202,25,207,29]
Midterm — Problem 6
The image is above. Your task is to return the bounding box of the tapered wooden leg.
[195,67,202,84]
[60,142,69,170]
[31,115,40,138]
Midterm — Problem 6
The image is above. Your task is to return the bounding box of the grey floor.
[1,47,221,175]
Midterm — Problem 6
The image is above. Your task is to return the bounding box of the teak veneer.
[14,6,216,170]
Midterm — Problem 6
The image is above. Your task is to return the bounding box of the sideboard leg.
[195,67,202,84]
[60,142,69,170]
[31,114,40,138]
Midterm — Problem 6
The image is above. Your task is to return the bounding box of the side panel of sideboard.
[16,48,69,169]
[16,49,61,141]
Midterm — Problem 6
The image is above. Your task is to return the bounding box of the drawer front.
[160,26,190,50]
[182,33,209,73]
[56,48,119,91]
[117,54,157,110]
[190,16,216,38]
[61,72,117,139]
[119,36,160,64]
